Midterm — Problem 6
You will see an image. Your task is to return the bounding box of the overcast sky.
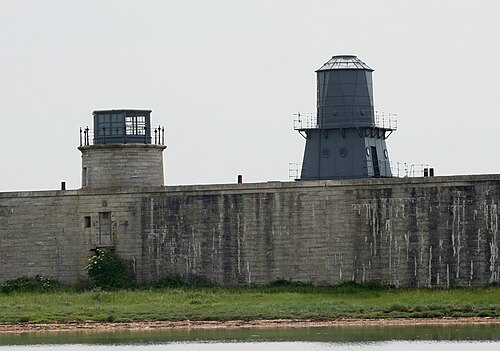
[0,0,499,191]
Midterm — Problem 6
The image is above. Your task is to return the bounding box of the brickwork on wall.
[1,175,499,287]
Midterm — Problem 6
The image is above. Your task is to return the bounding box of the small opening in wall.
[82,167,88,187]
[84,216,91,228]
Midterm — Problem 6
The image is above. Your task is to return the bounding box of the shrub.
[0,275,60,293]
[85,249,133,290]
[148,275,186,289]
[74,275,94,292]
[185,273,216,287]
[146,273,216,289]
[268,279,309,287]
[334,281,387,293]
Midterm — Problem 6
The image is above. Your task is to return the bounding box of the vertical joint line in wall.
[427,246,432,288]
[237,213,241,276]
[470,260,474,286]
[414,255,417,277]
[446,264,450,289]
[246,261,251,284]
[149,197,154,233]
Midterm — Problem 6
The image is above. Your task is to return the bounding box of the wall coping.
[1,174,500,199]
[78,144,167,151]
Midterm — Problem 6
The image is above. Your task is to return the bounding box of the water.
[0,325,499,350]
[0,342,499,351]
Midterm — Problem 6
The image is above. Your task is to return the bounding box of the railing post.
[79,128,82,147]
[144,126,147,144]
[85,127,89,145]
[154,128,158,144]
[162,127,164,145]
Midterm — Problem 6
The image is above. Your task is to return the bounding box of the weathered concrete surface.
[1,175,499,287]
[79,144,166,189]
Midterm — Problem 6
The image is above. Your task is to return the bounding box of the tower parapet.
[78,109,166,189]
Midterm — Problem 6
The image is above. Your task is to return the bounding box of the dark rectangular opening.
[84,216,91,228]
[82,167,87,187]
[371,146,380,177]
[98,211,112,246]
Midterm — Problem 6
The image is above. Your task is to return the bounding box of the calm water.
[0,342,498,351]
[0,325,499,350]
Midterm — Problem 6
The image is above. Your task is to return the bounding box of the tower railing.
[292,160,432,180]
[293,113,318,130]
[79,126,165,146]
[288,162,303,181]
[374,111,398,131]
[365,160,431,178]
[293,111,397,131]
[392,162,430,178]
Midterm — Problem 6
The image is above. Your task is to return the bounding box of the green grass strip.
[1,285,500,323]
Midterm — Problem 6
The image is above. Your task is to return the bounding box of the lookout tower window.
[92,109,152,144]
[125,115,146,135]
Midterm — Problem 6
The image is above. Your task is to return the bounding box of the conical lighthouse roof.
[316,55,373,71]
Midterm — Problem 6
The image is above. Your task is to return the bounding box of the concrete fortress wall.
[1,174,500,287]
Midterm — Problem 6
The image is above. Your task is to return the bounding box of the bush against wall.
[0,275,60,293]
[145,273,216,289]
[85,249,133,290]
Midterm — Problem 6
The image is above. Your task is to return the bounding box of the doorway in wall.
[98,212,112,246]
[371,146,380,177]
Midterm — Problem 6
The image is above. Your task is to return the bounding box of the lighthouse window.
[125,116,146,135]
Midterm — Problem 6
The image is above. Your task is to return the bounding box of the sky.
[0,0,499,191]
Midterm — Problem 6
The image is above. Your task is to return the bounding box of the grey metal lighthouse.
[296,55,396,180]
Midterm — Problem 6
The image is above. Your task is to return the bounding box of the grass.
[0,283,500,323]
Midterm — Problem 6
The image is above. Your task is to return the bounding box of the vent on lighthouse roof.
[316,55,373,71]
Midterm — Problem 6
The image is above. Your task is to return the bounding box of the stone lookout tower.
[295,55,397,180]
[79,109,166,189]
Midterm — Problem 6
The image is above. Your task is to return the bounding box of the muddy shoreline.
[1,317,499,334]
